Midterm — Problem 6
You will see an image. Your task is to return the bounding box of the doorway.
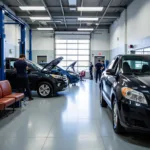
[94,56,105,65]
[94,56,105,79]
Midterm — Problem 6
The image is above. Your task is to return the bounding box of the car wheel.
[112,99,124,133]
[37,82,53,98]
[100,85,107,107]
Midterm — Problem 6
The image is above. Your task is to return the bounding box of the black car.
[6,57,68,98]
[100,55,150,133]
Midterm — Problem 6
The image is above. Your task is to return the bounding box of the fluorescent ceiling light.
[78,17,98,21]
[30,17,51,20]
[77,7,103,11]
[69,0,76,5]
[78,28,94,31]
[37,28,53,30]
[20,6,45,11]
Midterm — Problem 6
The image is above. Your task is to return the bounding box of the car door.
[27,63,40,90]
[5,58,18,89]
[103,57,119,100]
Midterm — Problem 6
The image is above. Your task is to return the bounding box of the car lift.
[0,4,32,80]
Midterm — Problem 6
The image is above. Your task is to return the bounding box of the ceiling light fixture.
[77,7,103,12]
[78,17,98,21]
[37,28,54,30]
[30,17,51,20]
[20,6,46,11]
[78,28,94,31]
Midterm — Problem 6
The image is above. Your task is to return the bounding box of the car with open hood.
[40,60,80,84]
[100,55,150,133]
[5,57,68,98]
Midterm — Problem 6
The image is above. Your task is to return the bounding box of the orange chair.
[0,87,15,111]
[0,80,24,103]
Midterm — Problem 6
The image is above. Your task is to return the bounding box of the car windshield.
[27,60,43,71]
[122,55,150,75]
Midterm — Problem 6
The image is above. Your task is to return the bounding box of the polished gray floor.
[0,80,150,150]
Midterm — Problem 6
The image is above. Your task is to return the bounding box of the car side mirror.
[106,69,116,75]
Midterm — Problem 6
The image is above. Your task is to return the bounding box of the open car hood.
[42,57,63,71]
[66,61,77,72]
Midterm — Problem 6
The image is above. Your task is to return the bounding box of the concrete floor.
[0,80,150,150]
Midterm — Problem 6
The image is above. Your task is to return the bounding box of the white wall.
[127,0,150,50]
[91,30,110,51]
[110,10,126,60]
[110,0,150,59]
[32,31,54,63]
[91,30,110,61]
[4,24,20,58]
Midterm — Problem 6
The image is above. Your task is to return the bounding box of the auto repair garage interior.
[0,0,150,149]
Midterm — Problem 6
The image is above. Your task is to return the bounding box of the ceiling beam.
[41,0,57,28]
[59,0,67,28]
[17,12,120,19]
[9,6,126,9]
[79,0,84,28]
[95,0,113,30]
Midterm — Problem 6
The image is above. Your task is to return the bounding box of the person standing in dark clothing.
[95,60,102,83]
[14,54,33,100]
[89,62,93,80]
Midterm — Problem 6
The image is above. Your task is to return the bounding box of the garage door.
[55,33,90,72]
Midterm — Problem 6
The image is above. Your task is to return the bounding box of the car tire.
[37,82,53,98]
[112,99,124,134]
[100,85,107,107]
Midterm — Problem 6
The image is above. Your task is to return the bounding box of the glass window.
[56,50,67,55]
[10,60,15,69]
[78,67,89,72]
[78,56,89,61]
[122,55,150,74]
[108,57,118,69]
[55,39,90,72]
[59,61,67,67]
[67,44,77,49]
[67,40,77,43]
[78,40,90,43]
[56,44,66,49]
[67,50,78,55]
[67,61,74,66]
[78,44,89,49]
[67,56,77,61]
[78,50,89,55]
[56,40,66,43]
[78,61,89,66]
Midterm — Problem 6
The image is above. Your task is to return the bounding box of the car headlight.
[50,74,62,79]
[121,87,147,105]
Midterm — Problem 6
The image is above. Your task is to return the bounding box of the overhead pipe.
[59,0,67,28]
[41,0,57,28]
[95,0,113,30]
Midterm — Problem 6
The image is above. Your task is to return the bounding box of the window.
[56,44,66,49]
[56,50,67,55]
[78,50,89,55]
[108,57,118,69]
[67,44,77,49]
[122,56,150,74]
[55,39,90,72]
[78,44,89,49]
